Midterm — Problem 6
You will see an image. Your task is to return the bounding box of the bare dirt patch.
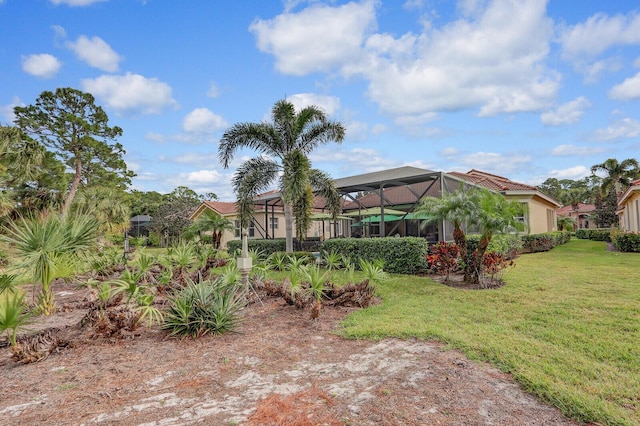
[0,282,580,425]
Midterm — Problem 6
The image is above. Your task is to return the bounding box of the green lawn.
[337,239,640,425]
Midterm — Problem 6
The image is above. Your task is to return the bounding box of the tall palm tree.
[219,99,345,253]
[590,158,640,197]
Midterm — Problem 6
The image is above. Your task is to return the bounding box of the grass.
[337,239,640,426]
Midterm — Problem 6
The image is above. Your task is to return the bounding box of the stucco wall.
[620,191,640,232]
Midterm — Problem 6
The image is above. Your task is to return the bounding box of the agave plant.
[0,291,34,347]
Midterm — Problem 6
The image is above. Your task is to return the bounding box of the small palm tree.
[218,99,345,253]
[1,213,98,314]
[0,291,34,348]
[415,186,477,280]
[189,210,233,249]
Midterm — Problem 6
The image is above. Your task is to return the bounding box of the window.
[234,220,255,238]
[270,217,279,230]
[546,208,554,232]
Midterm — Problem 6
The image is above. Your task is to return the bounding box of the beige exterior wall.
[504,194,558,234]
[619,191,640,233]
[195,209,346,250]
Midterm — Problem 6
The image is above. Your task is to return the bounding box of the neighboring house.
[128,214,152,237]
[556,203,596,229]
[617,179,640,232]
[449,170,561,235]
[189,195,345,249]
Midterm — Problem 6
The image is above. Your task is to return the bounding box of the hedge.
[320,237,429,274]
[465,233,523,259]
[575,228,613,242]
[611,230,640,253]
[227,239,286,256]
[521,231,571,253]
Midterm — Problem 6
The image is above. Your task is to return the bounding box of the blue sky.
[1,0,639,201]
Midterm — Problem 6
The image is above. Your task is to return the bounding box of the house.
[189,195,346,249]
[449,170,561,235]
[556,203,596,229]
[128,214,152,237]
[617,179,640,232]
[337,167,560,240]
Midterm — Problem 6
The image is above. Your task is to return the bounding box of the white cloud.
[178,169,223,184]
[286,93,341,116]
[250,0,377,76]
[371,123,388,136]
[345,120,368,142]
[254,0,557,117]
[182,108,228,134]
[81,72,177,115]
[440,147,460,157]
[0,97,24,124]
[21,54,61,78]
[551,144,604,156]
[457,151,531,175]
[52,24,67,39]
[609,71,640,100]
[547,166,590,180]
[592,118,640,142]
[579,57,622,83]
[559,12,640,60]
[540,97,591,126]
[66,35,122,72]
[50,0,108,6]
[394,112,439,127]
[207,82,220,98]
[173,152,218,165]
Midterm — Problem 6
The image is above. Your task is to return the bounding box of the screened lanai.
[334,166,476,242]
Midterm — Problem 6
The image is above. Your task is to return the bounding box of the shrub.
[427,242,459,280]
[320,237,429,274]
[227,239,286,256]
[611,230,640,252]
[162,278,245,338]
[575,228,613,242]
[466,234,522,259]
[521,231,571,253]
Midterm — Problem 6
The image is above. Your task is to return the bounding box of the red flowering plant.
[426,242,460,282]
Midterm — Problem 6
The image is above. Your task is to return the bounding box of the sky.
[1,0,639,201]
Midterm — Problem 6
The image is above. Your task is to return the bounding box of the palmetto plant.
[267,252,288,271]
[1,213,98,315]
[359,259,388,285]
[322,250,342,270]
[301,264,331,319]
[0,274,19,295]
[0,291,34,348]
[162,278,245,338]
[218,99,345,253]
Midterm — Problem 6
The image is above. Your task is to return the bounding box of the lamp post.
[237,228,252,286]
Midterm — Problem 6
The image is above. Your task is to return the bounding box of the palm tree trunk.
[284,203,294,253]
[471,232,492,287]
[453,226,469,281]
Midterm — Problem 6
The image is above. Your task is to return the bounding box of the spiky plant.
[301,265,331,319]
[267,252,288,271]
[1,213,98,315]
[359,259,388,285]
[135,293,163,327]
[0,274,19,295]
[162,278,245,338]
[0,291,34,347]
[322,250,342,270]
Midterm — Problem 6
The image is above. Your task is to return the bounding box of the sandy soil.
[0,282,581,426]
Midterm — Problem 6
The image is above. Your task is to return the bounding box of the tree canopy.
[13,88,134,216]
[219,99,345,252]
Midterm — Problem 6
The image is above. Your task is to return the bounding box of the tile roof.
[556,203,596,216]
[448,169,538,191]
[202,200,238,215]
